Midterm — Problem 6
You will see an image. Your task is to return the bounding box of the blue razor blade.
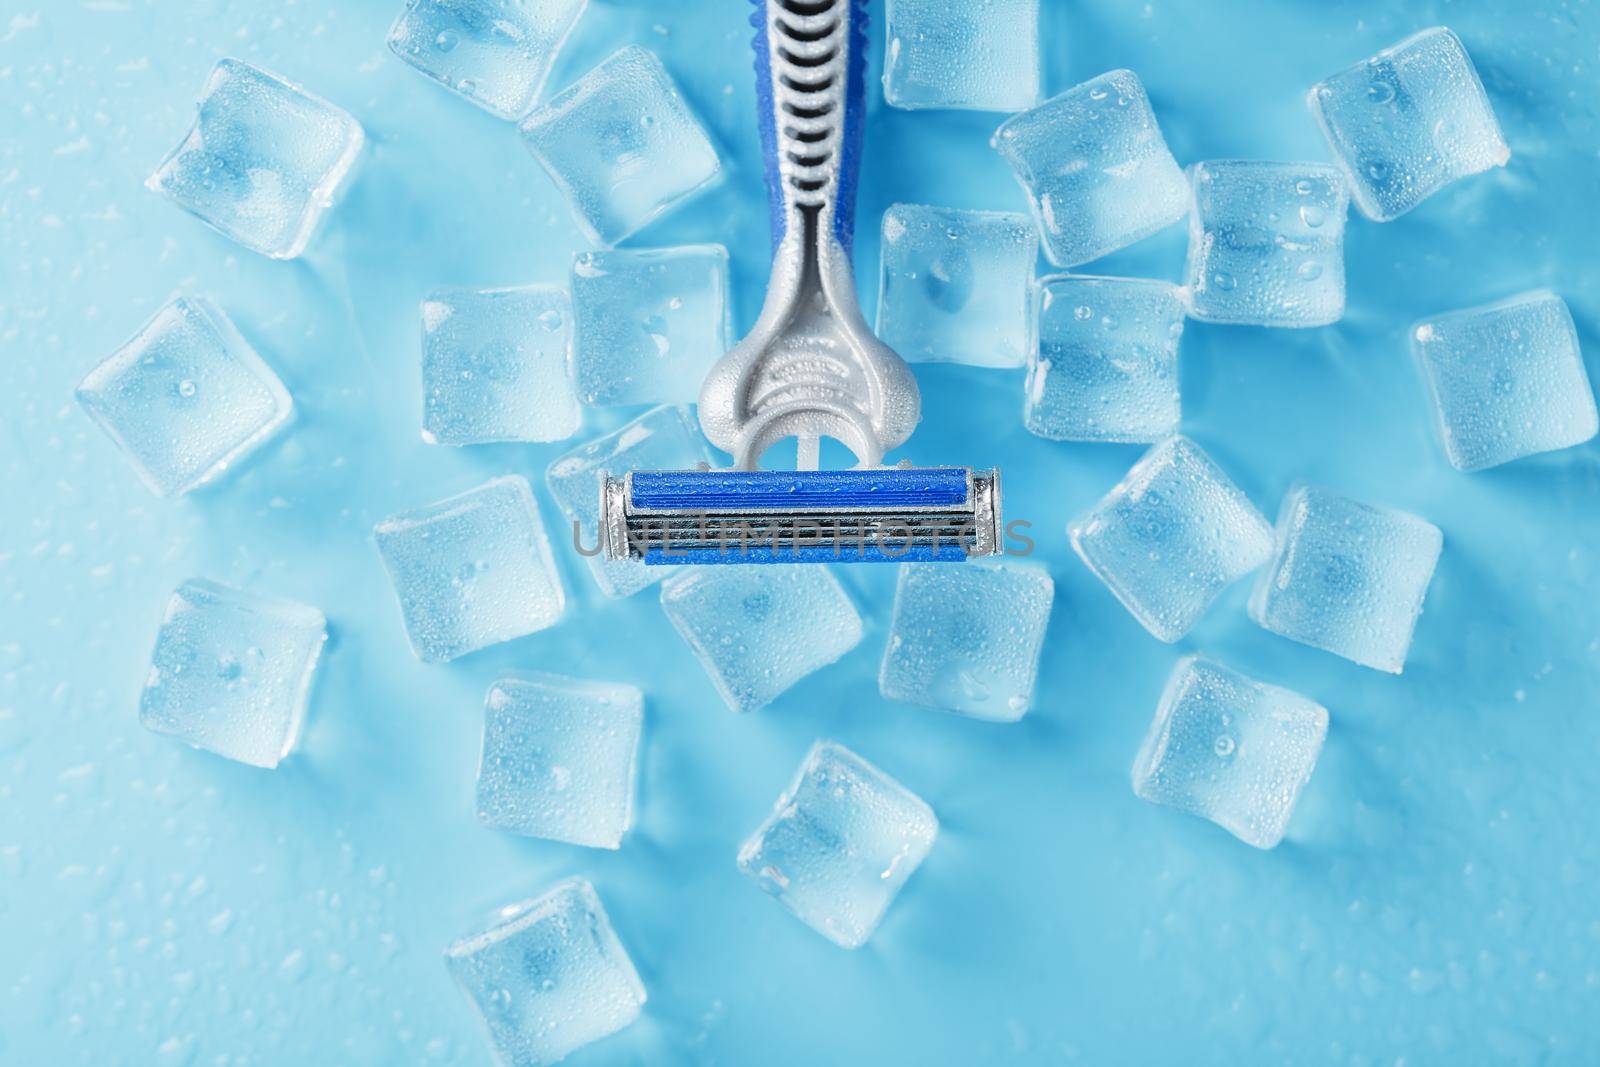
[601,468,1002,565]
[627,468,972,512]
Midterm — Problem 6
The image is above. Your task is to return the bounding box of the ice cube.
[570,245,730,406]
[374,475,565,662]
[386,0,589,120]
[879,561,1054,721]
[521,46,720,245]
[146,59,364,260]
[545,405,711,599]
[420,285,581,446]
[476,673,643,849]
[1182,160,1349,327]
[76,296,293,498]
[1411,290,1598,472]
[874,204,1038,369]
[882,0,1041,112]
[446,877,645,1067]
[139,579,327,769]
[737,740,938,948]
[1308,26,1509,222]
[991,68,1188,268]
[1250,484,1442,674]
[1069,435,1272,642]
[1132,656,1328,849]
[659,566,862,713]
[1025,274,1184,443]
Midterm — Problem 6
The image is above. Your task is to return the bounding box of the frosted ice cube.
[139,579,327,769]
[75,296,293,498]
[374,476,565,662]
[146,59,364,260]
[1411,290,1598,472]
[1025,274,1184,443]
[875,204,1038,369]
[882,0,1040,112]
[447,877,645,1067]
[545,405,711,599]
[420,285,580,446]
[1069,435,1272,642]
[570,245,730,406]
[737,740,938,948]
[1250,485,1442,674]
[659,566,862,713]
[991,68,1188,268]
[1308,26,1509,222]
[520,46,720,245]
[476,673,643,849]
[879,561,1054,721]
[1132,656,1328,849]
[386,0,588,120]
[1183,160,1349,327]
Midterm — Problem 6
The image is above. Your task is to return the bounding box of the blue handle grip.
[750,0,869,255]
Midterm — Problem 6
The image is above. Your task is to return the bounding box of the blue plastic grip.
[749,0,870,254]
[628,468,971,511]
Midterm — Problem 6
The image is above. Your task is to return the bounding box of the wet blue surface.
[3,1,1599,1064]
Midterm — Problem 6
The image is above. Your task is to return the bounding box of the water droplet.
[177,379,197,398]
[1297,261,1323,281]
[1365,159,1390,181]
[435,30,459,52]
[1366,80,1395,104]
[1299,204,1326,228]
[1212,272,1236,292]
[1214,735,1236,758]
[1295,178,1314,195]
[1074,304,1093,320]
[538,309,562,331]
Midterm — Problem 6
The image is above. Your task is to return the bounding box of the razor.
[600,0,1003,565]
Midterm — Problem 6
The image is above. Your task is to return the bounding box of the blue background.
[4,1,1599,1064]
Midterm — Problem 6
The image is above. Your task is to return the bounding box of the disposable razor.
[600,0,1003,565]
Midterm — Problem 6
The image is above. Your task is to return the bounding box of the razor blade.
[600,467,1002,564]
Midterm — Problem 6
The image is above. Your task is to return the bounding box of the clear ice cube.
[446,877,645,1067]
[991,68,1188,268]
[1308,26,1509,222]
[139,579,327,769]
[146,58,364,260]
[659,565,862,713]
[1025,274,1184,443]
[1069,435,1273,642]
[882,0,1041,112]
[545,405,711,599]
[1132,656,1328,849]
[875,204,1038,369]
[1250,484,1442,674]
[879,560,1054,721]
[387,0,589,120]
[1183,160,1349,327]
[75,296,294,497]
[570,245,730,406]
[374,475,565,662]
[476,673,643,849]
[520,46,720,245]
[420,285,581,446]
[737,740,938,948]
[1411,290,1598,472]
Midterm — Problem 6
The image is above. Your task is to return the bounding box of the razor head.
[600,467,1002,565]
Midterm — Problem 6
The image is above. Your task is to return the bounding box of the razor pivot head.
[600,467,1003,565]
[698,0,920,470]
